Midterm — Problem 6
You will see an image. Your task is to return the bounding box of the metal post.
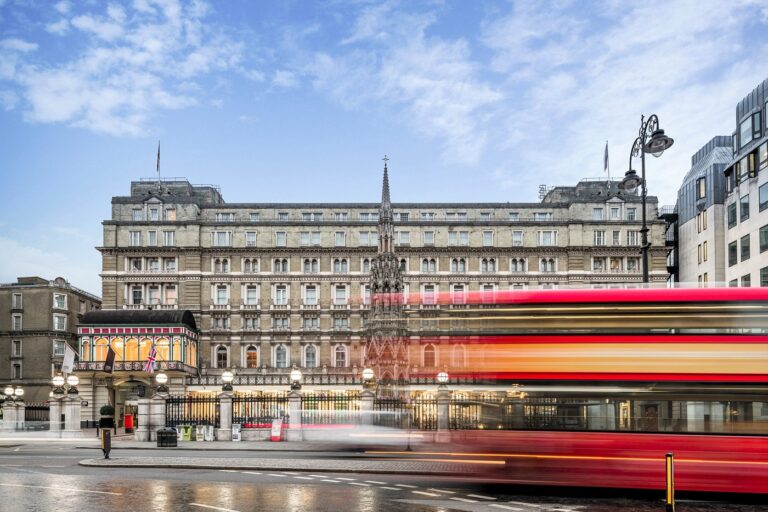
[665,452,675,512]
[641,147,649,284]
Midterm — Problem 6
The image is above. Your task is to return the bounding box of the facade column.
[360,389,374,426]
[62,395,82,437]
[1,402,17,432]
[14,401,26,432]
[286,390,302,441]
[135,397,151,442]
[49,396,63,432]
[436,387,450,443]
[148,392,168,441]
[217,392,233,441]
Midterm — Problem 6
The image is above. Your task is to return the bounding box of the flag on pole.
[143,344,157,374]
[61,343,77,374]
[604,140,610,181]
[104,347,116,374]
[156,141,161,177]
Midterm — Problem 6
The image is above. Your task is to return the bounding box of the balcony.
[210,304,230,311]
[240,301,261,311]
[156,303,178,310]
[332,303,350,310]
[301,303,319,311]
[270,301,289,310]
[123,304,144,310]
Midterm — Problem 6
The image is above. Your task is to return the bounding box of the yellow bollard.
[665,452,675,512]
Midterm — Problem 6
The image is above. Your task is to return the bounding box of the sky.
[1,0,768,295]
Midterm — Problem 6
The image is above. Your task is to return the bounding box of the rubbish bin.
[180,425,192,441]
[204,425,214,442]
[157,427,178,447]
[195,425,205,441]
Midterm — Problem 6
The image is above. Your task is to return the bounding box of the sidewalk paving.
[78,456,489,475]
[78,440,364,451]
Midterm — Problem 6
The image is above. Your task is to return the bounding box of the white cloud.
[1,0,248,136]
[0,90,18,110]
[54,1,72,15]
[272,69,298,88]
[46,19,70,35]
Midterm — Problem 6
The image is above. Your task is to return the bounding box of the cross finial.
[382,154,389,165]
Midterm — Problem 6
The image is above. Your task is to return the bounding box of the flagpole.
[156,141,161,193]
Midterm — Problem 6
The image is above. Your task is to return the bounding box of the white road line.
[321,479,340,483]
[0,483,121,496]
[41,465,66,468]
[428,488,455,494]
[396,483,418,488]
[348,482,371,487]
[336,477,356,481]
[308,475,327,478]
[13,447,20,452]
[280,471,296,475]
[489,505,523,511]
[241,471,262,475]
[190,503,240,512]
[507,501,542,508]
[293,476,314,480]
[219,469,238,473]
[380,486,402,491]
[412,490,441,497]
[364,480,386,484]
[267,473,287,478]
[450,497,478,503]
[467,493,496,500]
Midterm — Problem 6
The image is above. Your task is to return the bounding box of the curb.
[74,446,363,453]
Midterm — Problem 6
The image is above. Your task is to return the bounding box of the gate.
[165,395,220,428]
[24,403,50,430]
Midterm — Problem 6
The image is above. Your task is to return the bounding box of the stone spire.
[380,155,392,221]
[377,155,395,254]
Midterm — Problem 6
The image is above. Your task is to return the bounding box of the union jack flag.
[143,344,157,373]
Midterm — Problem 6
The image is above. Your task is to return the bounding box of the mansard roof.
[80,309,197,331]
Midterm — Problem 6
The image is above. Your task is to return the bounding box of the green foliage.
[99,405,115,416]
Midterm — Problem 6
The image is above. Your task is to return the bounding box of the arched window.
[511,258,526,272]
[334,345,347,367]
[362,258,371,272]
[423,344,436,367]
[275,344,288,368]
[81,338,91,361]
[222,259,229,273]
[244,258,258,273]
[452,345,466,367]
[399,258,407,271]
[540,258,555,272]
[216,345,228,369]
[481,258,495,272]
[333,258,348,272]
[304,345,317,368]
[245,345,259,368]
[451,258,466,272]
[214,258,222,273]
[94,337,108,361]
[274,258,288,272]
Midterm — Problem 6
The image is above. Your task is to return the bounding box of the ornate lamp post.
[155,372,169,394]
[221,370,234,392]
[437,371,449,388]
[13,387,24,402]
[362,368,375,390]
[289,369,303,391]
[66,375,79,395]
[619,114,674,284]
[3,385,13,400]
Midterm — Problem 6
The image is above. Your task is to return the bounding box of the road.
[0,443,764,512]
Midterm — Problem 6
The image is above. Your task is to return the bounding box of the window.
[610,257,622,272]
[696,212,702,233]
[244,285,259,305]
[741,234,751,261]
[333,317,349,330]
[164,285,177,305]
[274,285,288,305]
[627,230,640,246]
[446,212,467,221]
[333,258,348,272]
[593,208,603,220]
[244,317,259,330]
[610,207,619,220]
[534,212,553,221]
[423,231,435,245]
[243,231,256,247]
[363,285,371,305]
[479,212,491,221]
[130,231,141,246]
[334,345,348,367]
[452,284,466,304]
[148,231,157,246]
[132,209,142,221]
[400,258,408,271]
[335,212,348,221]
[165,208,176,221]
[483,231,494,247]
[362,258,371,272]
[703,241,708,262]
[423,344,436,367]
[761,224,768,253]
[740,116,753,148]
[215,285,228,305]
[273,258,288,272]
[250,212,260,222]
[593,257,606,271]
[397,231,411,245]
[754,110,763,140]
[729,279,738,287]
[334,285,347,305]
[421,212,435,221]
[79,300,86,313]
[359,231,377,246]
[509,212,519,221]
[304,345,317,368]
[397,212,409,221]
[147,285,160,305]
[243,258,258,273]
[304,285,317,305]
[728,241,738,267]
[481,258,496,272]
[703,273,708,286]
[216,346,228,368]
[626,208,637,221]
[214,258,230,273]
[245,346,259,368]
[277,212,289,221]
[53,293,67,309]
[11,293,22,309]
[728,203,737,228]
[740,195,750,221]
[129,258,142,271]
[302,212,323,222]
[421,258,436,273]
[696,177,706,199]
[275,345,288,368]
[303,258,319,273]
[697,244,702,265]
[53,314,67,331]
[272,316,289,330]
[215,212,234,222]
[12,363,21,380]
[510,258,526,272]
[53,340,66,357]
[761,266,768,287]
[334,231,346,246]
[448,231,469,246]
[742,274,752,287]
[303,316,319,330]
[212,231,232,247]
[702,210,708,230]
[540,258,555,272]
[275,231,287,247]
[131,286,143,305]
[760,142,768,170]
[12,339,22,357]
[593,230,605,246]
[422,284,436,304]
[162,230,175,247]
[512,231,523,246]
[759,183,768,212]
[149,208,159,221]
[147,257,160,271]
[451,258,466,272]
[537,230,557,246]
[612,230,620,246]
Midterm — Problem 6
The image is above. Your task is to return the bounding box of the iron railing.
[301,392,360,425]
[166,395,220,428]
[232,393,289,427]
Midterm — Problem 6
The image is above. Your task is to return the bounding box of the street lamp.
[13,387,24,401]
[4,385,15,399]
[221,370,234,392]
[155,372,169,393]
[362,368,375,389]
[289,369,303,391]
[619,113,674,284]
[66,375,79,395]
[52,375,66,395]
[437,371,449,388]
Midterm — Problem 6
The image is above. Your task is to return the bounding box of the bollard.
[101,429,111,460]
[665,452,675,512]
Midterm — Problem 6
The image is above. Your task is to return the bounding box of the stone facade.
[98,172,667,390]
[0,276,101,402]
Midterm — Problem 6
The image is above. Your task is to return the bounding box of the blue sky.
[1,0,768,295]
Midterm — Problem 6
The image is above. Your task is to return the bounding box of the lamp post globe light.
[155,372,169,393]
[619,113,674,284]
[13,387,24,400]
[289,369,303,391]
[362,368,375,389]
[66,375,79,395]
[221,370,234,392]
[3,385,13,398]
[437,371,449,387]
[52,375,66,395]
